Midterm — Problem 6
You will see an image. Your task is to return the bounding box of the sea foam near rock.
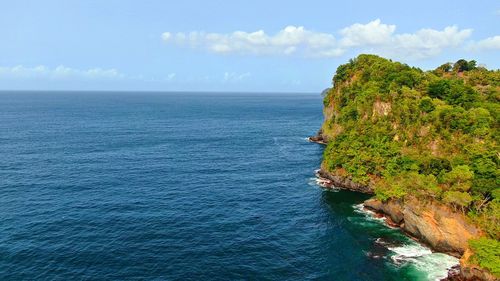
[388,242,459,281]
[353,203,459,281]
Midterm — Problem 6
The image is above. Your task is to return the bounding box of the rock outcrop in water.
[364,197,480,256]
[308,131,327,145]
[317,164,374,194]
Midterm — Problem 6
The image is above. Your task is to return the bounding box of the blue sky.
[1,0,499,92]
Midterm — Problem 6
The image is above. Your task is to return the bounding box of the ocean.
[0,91,457,280]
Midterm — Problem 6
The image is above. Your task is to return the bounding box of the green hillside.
[321,55,499,274]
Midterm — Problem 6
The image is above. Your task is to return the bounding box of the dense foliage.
[468,238,500,276]
[321,55,499,272]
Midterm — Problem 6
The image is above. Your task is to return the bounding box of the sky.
[1,0,499,92]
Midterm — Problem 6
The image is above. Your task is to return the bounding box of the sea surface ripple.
[0,92,456,280]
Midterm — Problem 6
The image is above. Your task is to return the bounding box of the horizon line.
[0,89,321,95]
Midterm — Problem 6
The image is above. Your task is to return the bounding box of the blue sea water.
[0,91,457,280]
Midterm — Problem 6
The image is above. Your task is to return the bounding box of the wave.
[312,169,340,190]
[353,203,459,280]
[388,242,458,281]
[352,203,386,223]
[307,177,340,192]
[388,243,433,264]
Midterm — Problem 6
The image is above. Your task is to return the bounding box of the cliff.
[316,55,499,280]
[364,197,480,256]
[317,162,374,194]
[364,198,499,281]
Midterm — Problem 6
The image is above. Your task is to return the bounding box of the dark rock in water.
[367,237,396,260]
[308,129,327,145]
[440,265,464,281]
[308,135,326,145]
[317,168,374,194]
[374,237,404,248]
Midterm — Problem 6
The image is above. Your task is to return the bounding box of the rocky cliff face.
[363,197,500,280]
[313,145,496,281]
[317,163,374,194]
[364,197,480,256]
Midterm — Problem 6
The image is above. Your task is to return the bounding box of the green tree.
[443,191,473,213]
[469,238,500,277]
[435,63,452,74]
[467,60,477,71]
[428,79,450,99]
[442,165,474,192]
[419,97,435,113]
[453,59,469,72]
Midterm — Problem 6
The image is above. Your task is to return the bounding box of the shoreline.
[308,135,488,281]
[314,168,462,280]
[361,205,465,281]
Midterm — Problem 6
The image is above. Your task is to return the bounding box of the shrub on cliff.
[468,237,500,277]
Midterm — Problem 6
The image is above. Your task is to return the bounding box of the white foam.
[315,177,332,187]
[388,243,433,263]
[389,243,433,257]
[307,177,338,192]
[354,201,459,280]
[310,169,340,191]
[414,253,459,281]
[352,204,386,223]
[388,242,459,280]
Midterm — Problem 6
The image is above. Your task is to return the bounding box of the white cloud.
[223,72,251,82]
[468,35,500,51]
[0,65,125,80]
[339,19,396,47]
[162,26,338,57]
[338,20,472,59]
[388,26,473,59]
[161,19,476,60]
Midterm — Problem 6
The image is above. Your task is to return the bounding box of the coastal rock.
[308,135,326,145]
[440,265,466,281]
[308,129,327,144]
[402,197,480,256]
[363,197,481,256]
[364,198,404,225]
[317,167,374,194]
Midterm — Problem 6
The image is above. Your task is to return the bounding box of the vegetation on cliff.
[468,237,500,276]
[321,54,499,275]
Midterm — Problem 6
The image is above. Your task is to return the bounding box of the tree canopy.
[321,54,499,242]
